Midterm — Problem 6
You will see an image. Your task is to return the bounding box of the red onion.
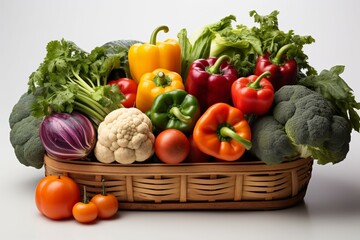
[40,112,96,160]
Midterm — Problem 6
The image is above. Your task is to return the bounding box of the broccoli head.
[9,91,45,169]
[250,115,299,165]
[250,85,352,165]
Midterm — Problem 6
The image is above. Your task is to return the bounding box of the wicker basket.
[44,155,313,210]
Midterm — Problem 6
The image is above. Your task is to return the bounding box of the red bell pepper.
[108,78,137,108]
[254,44,297,91]
[185,55,238,113]
[231,71,274,116]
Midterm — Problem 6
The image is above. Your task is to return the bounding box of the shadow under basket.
[44,155,313,210]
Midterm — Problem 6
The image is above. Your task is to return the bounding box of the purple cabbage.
[40,112,96,160]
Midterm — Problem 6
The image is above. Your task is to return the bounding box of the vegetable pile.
[9,10,360,170]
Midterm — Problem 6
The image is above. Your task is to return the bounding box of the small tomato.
[108,78,138,108]
[72,186,98,224]
[155,129,190,164]
[35,175,80,220]
[90,179,118,219]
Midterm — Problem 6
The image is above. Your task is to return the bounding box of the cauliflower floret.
[94,108,155,164]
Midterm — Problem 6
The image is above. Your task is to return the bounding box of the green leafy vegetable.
[299,65,360,131]
[177,15,235,80]
[28,39,127,126]
[250,10,317,76]
[178,10,317,79]
[102,39,143,79]
[209,25,262,77]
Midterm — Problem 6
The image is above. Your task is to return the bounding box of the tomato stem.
[82,186,88,203]
[101,179,106,196]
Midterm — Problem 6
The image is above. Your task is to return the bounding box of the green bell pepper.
[150,89,201,134]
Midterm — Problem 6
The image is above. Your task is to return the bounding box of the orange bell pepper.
[136,68,184,113]
[128,26,181,84]
[193,103,252,161]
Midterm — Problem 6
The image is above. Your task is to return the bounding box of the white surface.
[1,0,360,239]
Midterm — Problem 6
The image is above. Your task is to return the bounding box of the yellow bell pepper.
[136,68,184,113]
[128,26,181,84]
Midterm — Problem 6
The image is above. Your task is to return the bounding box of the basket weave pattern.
[44,155,313,210]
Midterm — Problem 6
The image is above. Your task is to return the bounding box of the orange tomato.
[90,180,118,219]
[35,175,80,220]
[72,186,98,223]
[72,201,98,223]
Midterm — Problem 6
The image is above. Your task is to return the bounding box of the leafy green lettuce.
[177,15,236,80]
[177,10,317,79]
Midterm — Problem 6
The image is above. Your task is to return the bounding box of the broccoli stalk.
[250,85,352,165]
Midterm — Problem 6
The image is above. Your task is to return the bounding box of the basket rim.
[44,155,313,176]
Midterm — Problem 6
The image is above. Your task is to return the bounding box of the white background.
[1,0,360,239]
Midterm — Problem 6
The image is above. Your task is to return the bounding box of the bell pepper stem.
[170,106,192,124]
[247,71,271,90]
[154,71,170,87]
[272,44,294,65]
[150,26,169,45]
[207,55,231,74]
[220,126,252,150]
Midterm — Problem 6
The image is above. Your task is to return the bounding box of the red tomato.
[108,78,138,108]
[186,135,211,163]
[155,129,190,164]
[90,180,118,219]
[35,175,80,220]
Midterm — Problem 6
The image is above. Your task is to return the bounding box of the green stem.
[170,106,192,124]
[154,71,170,87]
[73,101,104,125]
[150,26,169,45]
[207,55,231,74]
[219,127,252,150]
[247,71,271,90]
[101,179,106,196]
[86,75,97,89]
[82,186,88,203]
[70,68,95,93]
[76,92,108,117]
[272,44,294,65]
[67,76,91,94]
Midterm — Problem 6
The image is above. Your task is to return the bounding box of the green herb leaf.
[250,10,317,76]
[28,38,128,126]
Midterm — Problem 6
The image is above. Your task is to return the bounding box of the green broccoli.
[250,85,352,165]
[9,91,45,169]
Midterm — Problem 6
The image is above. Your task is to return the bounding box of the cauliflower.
[250,85,352,165]
[94,108,155,164]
